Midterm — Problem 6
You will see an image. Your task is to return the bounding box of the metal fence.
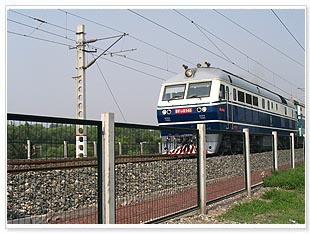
[114,122,199,224]
[7,113,102,224]
[7,113,305,225]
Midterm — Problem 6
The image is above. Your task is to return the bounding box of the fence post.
[243,128,251,198]
[93,141,97,157]
[158,142,161,154]
[27,140,31,159]
[64,141,68,158]
[290,133,295,169]
[118,142,122,156]
[101,113,115,224]
[272,131,278,171]
[197,124,206,215]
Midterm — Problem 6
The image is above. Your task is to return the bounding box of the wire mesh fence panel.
[115,123,199,224]
[7,114,101,224]
[277,135,292,171]
[295,136,305,165]
[205,131,246,203]
[249,134,273,186]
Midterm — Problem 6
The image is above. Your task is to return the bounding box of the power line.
[58,9,196,66]
[173,10,233,63]
[88,46,127,122]
[10,10,76,34]
[8,30,74,47]
[99,56,166,81]
[128,9,231,64]
[112,54,178,74]
[271,9,305,51]
[213,9,304,68]
[128,9,296,98]
[173,10,301,92]
[8,18,76,42]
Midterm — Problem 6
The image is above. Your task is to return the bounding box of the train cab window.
[233,88,236,101]
[262,99,265,109]
[276,103,278,110]
[246,93,252,105]
[162,84,186,101]
[285,107,287,115]
[253,96,258,106]
[267,100,270,110]
[226,86,230,101]
[219,84,225,99]
[187,81,212,99]
[238,91,244,102]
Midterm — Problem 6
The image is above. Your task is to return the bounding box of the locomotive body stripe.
[158,119,297,133]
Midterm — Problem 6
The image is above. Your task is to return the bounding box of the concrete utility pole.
[73,24,128,157]
[75,24,87,158]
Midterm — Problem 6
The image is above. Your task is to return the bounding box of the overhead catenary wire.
[173,10,301,91]
[58,9,196,66]
[10,10,76,34]
[128,9,232,64]
[88,45,127,122]
[270,9,305,51]
[9,14,175,76]
[213,9,304,68]
[128,9,295,98]
[173,10,233,63]
[8,18,76,42]
[8,30,74,47]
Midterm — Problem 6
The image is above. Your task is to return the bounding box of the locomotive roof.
[163,66,294,107]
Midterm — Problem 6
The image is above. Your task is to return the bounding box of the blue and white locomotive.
[157,62,298,154]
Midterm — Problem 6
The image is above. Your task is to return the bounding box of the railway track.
[7,154,197,173]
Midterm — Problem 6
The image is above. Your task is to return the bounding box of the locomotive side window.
[246,93,252,105]
[219,84,225,99]
[233,88,236,101]
[262,99,265,109]
[253,96,258,106]
[226,86,230,101]
[162,84,186,101]
[187,81,212,99]
[238,91,244,102]
[267,100,270,110]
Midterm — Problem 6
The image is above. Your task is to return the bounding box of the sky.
[4,4,307,126]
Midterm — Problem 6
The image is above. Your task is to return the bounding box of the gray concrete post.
[243,128,251,198]
[197,124,206,215]
[118,142,122,156]
[272,131,278,171]
[27,140,31,159]
[93,141,97,157]
[64,141,68,158]
[290,133,295,169]
[101,113,115,224]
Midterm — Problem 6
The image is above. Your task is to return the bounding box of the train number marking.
[175,108,193,114]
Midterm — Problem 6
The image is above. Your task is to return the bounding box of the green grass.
[219,164,305,224]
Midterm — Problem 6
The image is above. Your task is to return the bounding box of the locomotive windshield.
[162,84,186,101]
[187,81,212,98]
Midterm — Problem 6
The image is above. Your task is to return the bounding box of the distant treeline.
[7,122,162,159]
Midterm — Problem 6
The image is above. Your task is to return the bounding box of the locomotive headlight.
[185,69,193,77]
[197,107,202,112]
[167,109,172,115]
[162,109,167,115]
[201,106,207,112]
